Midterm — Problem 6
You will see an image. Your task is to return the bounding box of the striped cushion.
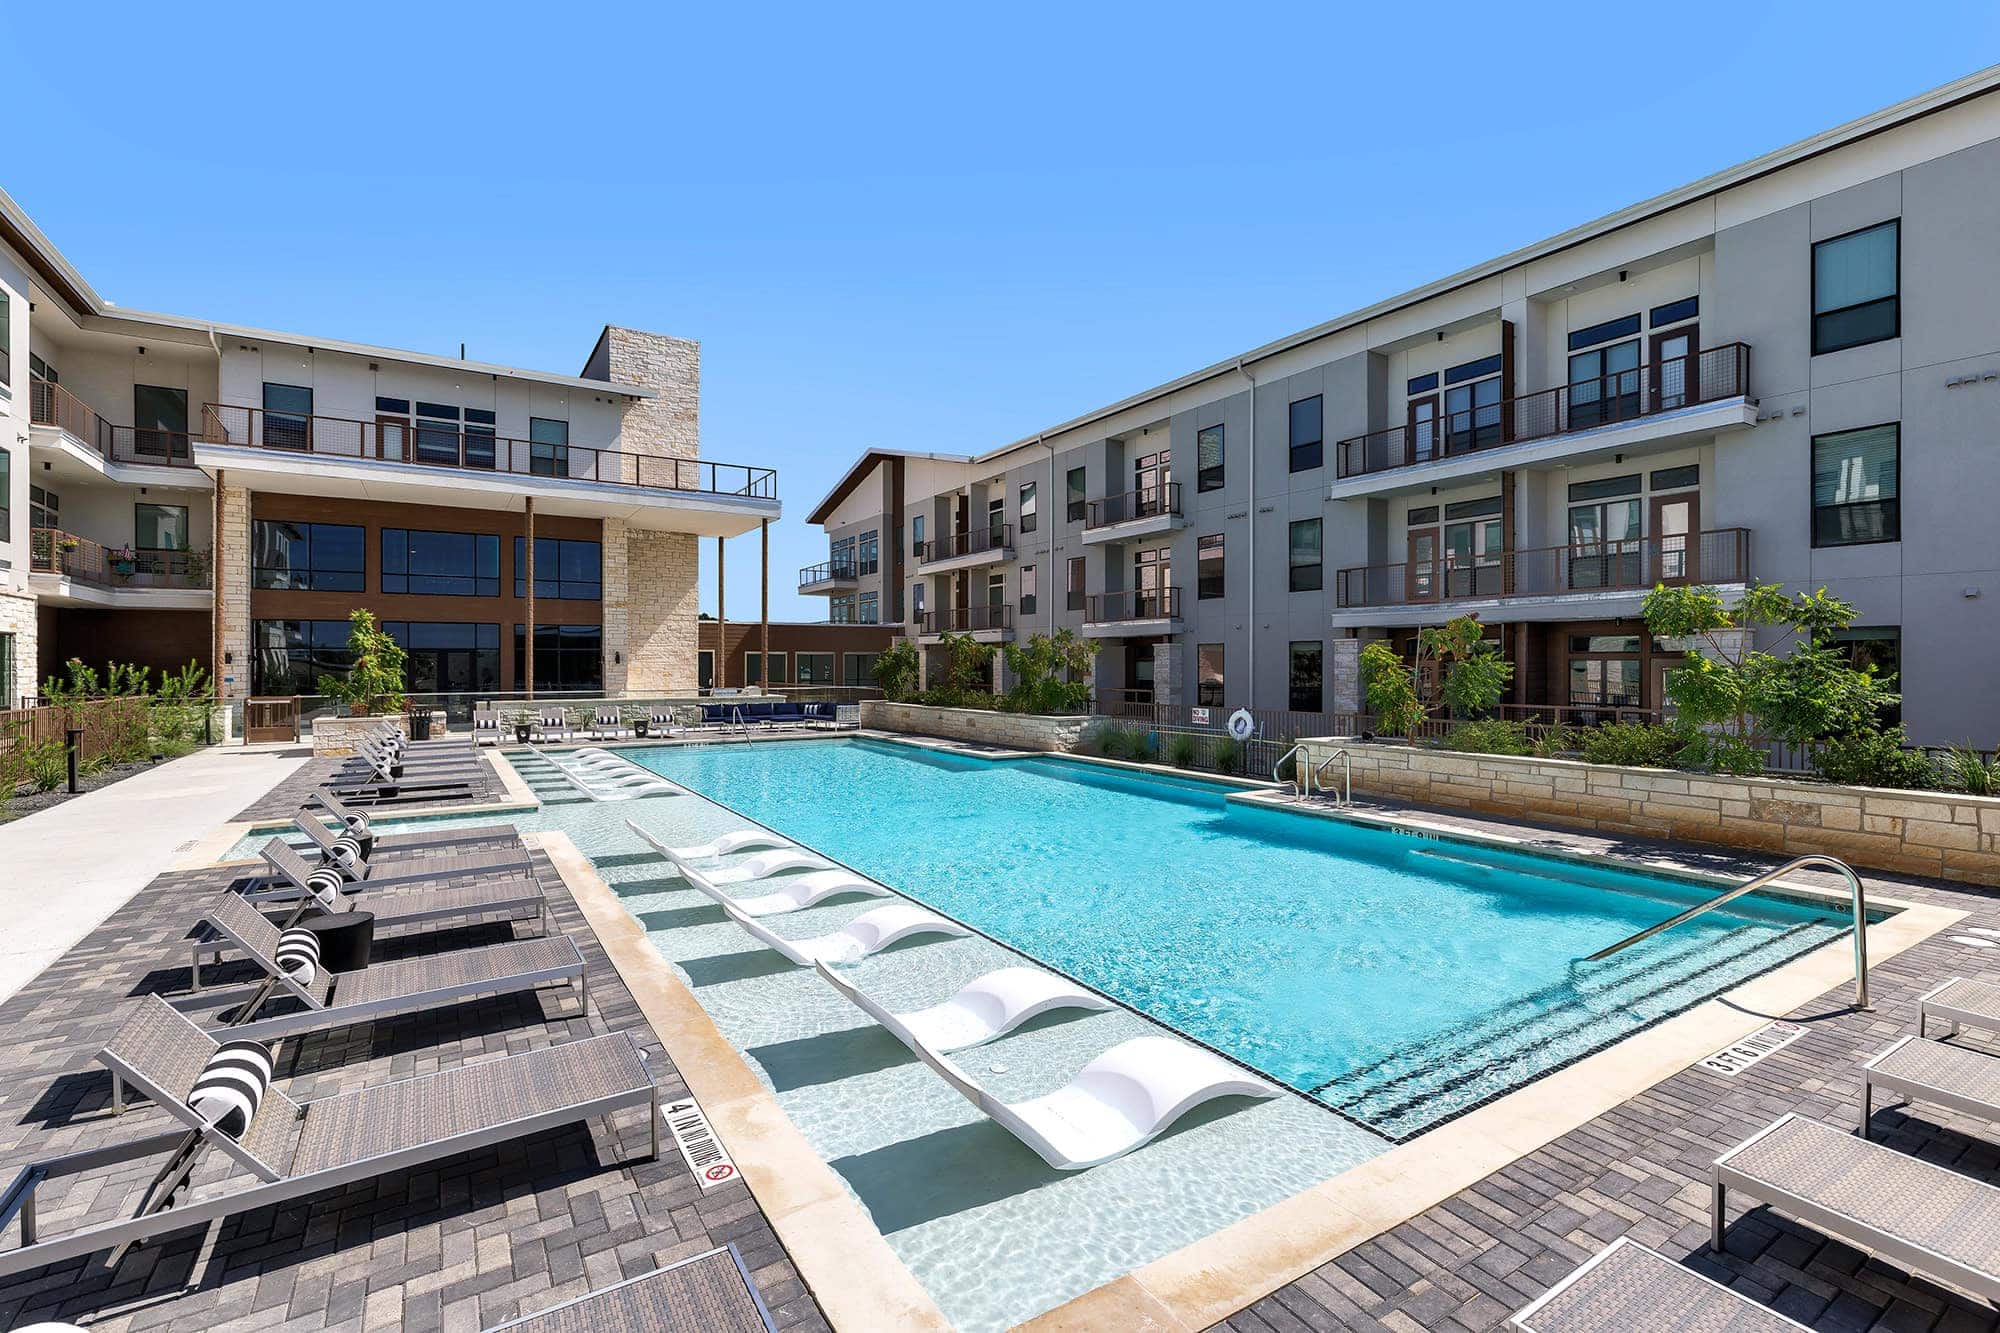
[303,865,346,910]
[340,812,375,858]
[325,834,367,878]
[188,1039,274,1139]
[274,927,321,985]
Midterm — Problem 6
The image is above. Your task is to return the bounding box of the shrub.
[873,639,922,702]
[1812,726,1939,791]
[22,738,67,793]
[1093,723,1135,760]
[1210,734,1244,776]
[1420,616,1514,719]
[323,610,408,716]
[1530,723,1576,759]
[1440,719,1531,756]
[1000,630,1098,715]
[1125,729,1157,764]
[1579,722,1687,769]
[1166,731,1198,769]
[1940,744,2000,796]
[1360,641,1426,738]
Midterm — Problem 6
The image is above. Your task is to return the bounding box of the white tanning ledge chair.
[722,898,969,967]
[628,824,879,915]
[676,848,826,885]
[831,964,1112,1053]
[816,961,1276,1170]
[664,829,793,861]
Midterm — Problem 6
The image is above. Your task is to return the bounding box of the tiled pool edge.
[1018,891,1962,1332]
[536,828,956,1333]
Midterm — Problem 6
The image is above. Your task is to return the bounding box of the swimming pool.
[634,737,1853,1138]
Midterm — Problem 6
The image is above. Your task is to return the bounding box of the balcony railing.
[198,404,778,499]
[919,604,1014,634]
[1086,481,1182,530]
[30,528,212,591]
[1335,528,1749,608]
[1084,587,1182,623]
[30,378,199,468]
[798,559,860,588]
[919,523,1011,564]
[1335,343,1751,479]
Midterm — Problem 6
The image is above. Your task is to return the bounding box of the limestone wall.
[625,530,699,693]
[0,589,38,704]
[860,701,1091,752]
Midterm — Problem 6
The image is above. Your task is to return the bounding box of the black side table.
[298,909,376,973]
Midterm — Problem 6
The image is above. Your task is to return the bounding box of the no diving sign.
[663,1097,739,1189]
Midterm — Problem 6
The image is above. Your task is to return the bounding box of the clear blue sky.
[6,4,1994,618]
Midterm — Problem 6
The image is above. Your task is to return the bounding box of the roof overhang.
[805,449,975,526]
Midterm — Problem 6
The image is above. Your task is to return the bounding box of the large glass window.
[1019,481,1038,534]
[383,528,501,596]
[857,529,880,576]
[512,537,602,600]
[0,634,12,703]
[511,624,602,691]
[1812,424,1899,547]
[262,383,313,450]
[1288,396,1323,473]
[135,505,189,578]
[386,621,500,693]
[1288,518,1322,593]
[1567,634,1642,710]
[796,652,835,684]
[133,385,190,460]
[0,449,10,541]
[1197,424,1224,492]
[1567,338,1640,429]
[1066,467,1086,521]
[1197,643,1224,708]
[1814,220,1898,354]
[529,417,570,477]
[1198,533,1224,599]
[911,581,925,623]
[1834,627,1902,726]
[844,652,879,687]
[1438,496,1504,597]
[1443,355,1503,450]
[830,596,853,624]
[1066,556,1085,611]
[1567,475,1642,588]
[414,401,462,466]
[252,520,364,591]
[858,591,879,623]
[29,483,56,532]
[910,514,925,560]
[253,618,357,693]
[1288,641,1323,712]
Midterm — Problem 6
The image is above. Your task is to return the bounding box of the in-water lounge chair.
[0,998,654,1280]
[678,848,827,885]
[815,960,1275,1170]
[718,897,969,967]
[667,829,793,861]
[1509,1237,1808,1332]
[1713,1112,2000,1300]
[629,825,882,915]
[827,964,1112,1052]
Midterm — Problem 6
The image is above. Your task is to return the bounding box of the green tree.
[873,638,922,702]
[1418,615,1515,719]
[1360,640,1427,739]
[1001,629,1099,714]
[324,609,409,716]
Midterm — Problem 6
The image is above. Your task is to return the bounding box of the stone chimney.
[594,326,699,461]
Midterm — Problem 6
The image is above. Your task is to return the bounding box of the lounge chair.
[303,788,520,856]
[1712,1112,2000,1300]
[629,825,879,915]
[260,830,530,897]
[549,764,681,803]
[682,848,828,885]
[484,1244,775,1333]
[588,707,632,741]
[667,828,793,861]
[1509,1237,1808,1332]
[1860,1035,2000,1139]
[0,998,653,1280]
[825,964,1112,1052]
[1918,977,2000,1040]
[816,961,1275,1170]
[472,709,503,746]
[720,898,968,966]
[531,710,576,743]
[328,748,475,802]
[177,891,586,1046]
[645,705,684,736]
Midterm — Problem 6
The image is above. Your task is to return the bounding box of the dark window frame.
[1288,517,1323,593]
[1811,421,1901,549]
[1065,556,1085,611]
[1288,396,1324,473]
[1197,533,1225,600]
[1196,424,1225,492]
[1287,640,1324,713]
[1019,481,1038,534]
[382,527,502,597]
[1065,467,1086,522]
[251,519,365,592]
[1812,219,1900,356]
[512,536,602,601]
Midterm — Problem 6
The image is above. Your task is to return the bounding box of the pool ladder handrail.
[1315,749,1352,806]
[1584,853,1869,1010]
[1272,743,1311,799]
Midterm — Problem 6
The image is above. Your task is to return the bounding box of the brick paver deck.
[237,751,513,822]
[0,842,826,1332]
[1215,797,2000,1333]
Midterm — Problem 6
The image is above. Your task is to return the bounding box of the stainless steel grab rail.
[1272,744,1310,798]
[1315,749,1351,806]
[1585,854,1870,1009]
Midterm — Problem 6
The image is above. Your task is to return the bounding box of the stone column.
[0,590,39,706]
[1150,640,1180,708]
[626,531,700,692]
[216,481,254,700]
[1329,637,1363,718]
[600,516,630,695]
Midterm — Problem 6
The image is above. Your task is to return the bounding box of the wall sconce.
[614,652,623,664]
[224,651,234,664]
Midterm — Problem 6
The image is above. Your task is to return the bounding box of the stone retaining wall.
[312,713,407,756]
[1298,738,2000,886]
[860,701,1091,752]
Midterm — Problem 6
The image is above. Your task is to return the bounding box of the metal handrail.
[1315,749,1351,806]
[1585,854,1870,1009]
[1272,743,1310,798]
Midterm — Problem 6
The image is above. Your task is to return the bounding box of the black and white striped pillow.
[188,1039,274,1139]
[303,865,346,910]
[323,834,367,879]
[274,926,321,985]
[340,811,374,857]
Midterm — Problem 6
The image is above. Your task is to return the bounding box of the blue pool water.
[633,739,1851,1138]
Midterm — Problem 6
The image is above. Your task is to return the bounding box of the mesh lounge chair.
[259,828,530,896]
[328,748,476,803]
[1918,977,2000,1040]
[816,961,1276,1170]
[1509,1237,1809,1332]
[177,891,586,1047]
[484,1244,776,1333]
[1712,1112,2000,1300]
[1860,1034,2000,1139]
[0,998,653,1280]
[304,788,519,854]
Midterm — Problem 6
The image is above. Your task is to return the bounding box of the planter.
[634,719,650,738]
[313,713,409,757]
[515,724,534,744]
[860,700,1092,753]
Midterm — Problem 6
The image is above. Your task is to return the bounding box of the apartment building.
[696,619,897,692]
[0,189,779,710]
[806,67,2000,747]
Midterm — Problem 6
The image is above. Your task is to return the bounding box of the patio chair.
[630,825,880,916]
[531,709,577,743]
[588,707,632,741]
[263,826,530,894]
[834,704,861,731]
[1917,977,2000,1040]
[1508,1237,1808,1332]
[327,748,476,803]
[472,709,503,746]
[1860,1034,2000,1139]
[717,895,968,967]
[1712,1112,2000,1300]
[0,998,653,1280]
[174,890,586,1046]
[303,788,520,856]
[815,960,1275,1170]
[482,1244,776,1333]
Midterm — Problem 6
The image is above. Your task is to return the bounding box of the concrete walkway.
[0,743,304,1003]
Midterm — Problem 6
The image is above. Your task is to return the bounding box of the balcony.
[29,528,213,609]
[918,523,1012,573]
[1082,481,1184,544]
[193,404,779,536]
[1332,528,1749,626]
[798,559,861,594]
[916,604,1014,641]
[1331,344,1754,494]
[1081,587,1181,637]
[30,379,202,474]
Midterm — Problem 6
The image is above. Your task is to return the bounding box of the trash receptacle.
[408,708,433,741]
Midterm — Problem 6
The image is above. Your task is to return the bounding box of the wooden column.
[524,497,535,701]
[716,535,727,689]
[760,519,770,693]
[211,468,225,699]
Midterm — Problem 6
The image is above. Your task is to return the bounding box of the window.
[512,624,602,691]
[1288,396,1323,472]
[910,515,925,560]
[529,418,570,477]
[1442,355,1503,450]
[1568,333,1640,429]
[512,537,602,600]
[858,591,879,623]
[1066,467,1086,521]
[0,289,8,387]
[29,352,55,382]
[831,534,857,575]
[1567,475,1642,589]
[262,383,313,450]
[133,385,189,460]
[135,504,189,558]
[415,402,462,466]
[1813,220,1898,354]
[698,649,715,690]
[252,520,364,591]
[1197,643,1224,708]
[1288,518,1322,592]
[0,635,11,704]
[1812,423,1899,546]
[911,581,925,623]
[0,449,9,540]
[843,652,879,687]
[1198,534,1224,599]
[767,652,789,684]
[1651,464,1700,491]
[383,529,501,596]
[1066,557,1085,611]
[1567,634,1642,710]
[1020,564,1037,615]
[857,529,879,576]
[387,621,501,693]
[1436,497,1503,597]
[1019,481,1038,534]
[461,410,497,472]
[253,618,357,694]
[1288,642,1323,712]
[1651,296,1699,328]
[1834,627,1901,726]
[988,497,1006,542]
[29,484,56,531]
[1197,424,1224,492]
[796,652,835,684]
